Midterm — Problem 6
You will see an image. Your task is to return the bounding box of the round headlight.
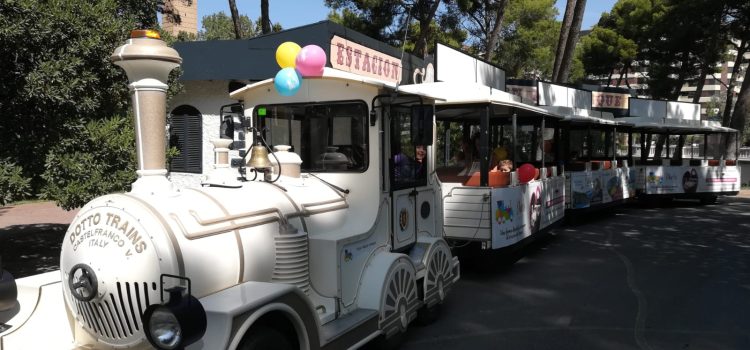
[148,308,182,349]
[142,285,206,350]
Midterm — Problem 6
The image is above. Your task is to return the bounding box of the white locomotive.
[0,30,459,349]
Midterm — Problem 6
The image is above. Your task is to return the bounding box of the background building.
[588,43,750,120]
[161,0,198,37]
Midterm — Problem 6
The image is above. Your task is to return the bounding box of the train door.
[388,104,434,251]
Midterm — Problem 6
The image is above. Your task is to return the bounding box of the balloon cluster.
[273,42,327,96]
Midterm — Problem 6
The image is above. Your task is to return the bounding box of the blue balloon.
[274,67,302,96]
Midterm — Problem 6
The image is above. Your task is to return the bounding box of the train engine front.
[58,30,318,349]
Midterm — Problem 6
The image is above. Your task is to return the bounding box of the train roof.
[229,68,447,101]
[398,81,564,120]
[538,106,628,126]
[623,116,737,134]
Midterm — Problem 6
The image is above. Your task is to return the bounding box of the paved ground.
[401,195,750,350]
[2,191,750,349]
[0,202,78,277]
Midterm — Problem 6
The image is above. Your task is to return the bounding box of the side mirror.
[410,104,434,145]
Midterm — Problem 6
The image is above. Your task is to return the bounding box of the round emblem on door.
[399,208,409,231]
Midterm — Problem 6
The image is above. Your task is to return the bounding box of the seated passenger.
[458,134,481,176]
[394,145,426,181]
[491,140,511,168]
[496,159,513,172]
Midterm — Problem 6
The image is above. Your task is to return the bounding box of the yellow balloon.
[276,42,301,68]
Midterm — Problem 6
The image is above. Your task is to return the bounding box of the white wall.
[167,80,241,188]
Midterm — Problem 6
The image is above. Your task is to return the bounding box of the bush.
[41,115,137,210]
[0,159,32,206]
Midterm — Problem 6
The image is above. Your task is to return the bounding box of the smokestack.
[111,30,182,195]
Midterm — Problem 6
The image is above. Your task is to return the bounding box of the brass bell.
[247,143,273,170]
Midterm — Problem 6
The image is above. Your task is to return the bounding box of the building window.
[169,105,203,173]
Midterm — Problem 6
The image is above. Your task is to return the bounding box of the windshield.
[256,101,369,172]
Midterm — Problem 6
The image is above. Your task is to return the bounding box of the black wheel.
[238,326,294,350]
[700,195,718,205]
[415,303,442,326]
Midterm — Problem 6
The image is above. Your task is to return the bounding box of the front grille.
[75,281,157,343]
[272,231,310,295]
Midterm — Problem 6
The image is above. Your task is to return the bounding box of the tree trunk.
[692,65,707,104]
[261,0,271,34]
[730,61,750,145]
[723,39,748,126]
[228,0,242,39]
[616,65,625,87]
[623,62,632,89]
[553,0,576,82]
[557,0,586,83]
[413,0,442,59]
[484,0,509,61]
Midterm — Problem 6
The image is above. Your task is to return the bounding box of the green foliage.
[0,0,160,195]
[41,116,137,210]
[199,11,256,40]
[325,0,460,57]
[579,27,637,77]
[495,0,560,79]
[0,159,32,207]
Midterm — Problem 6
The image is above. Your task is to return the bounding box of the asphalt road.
[401,197,750,350]
[2,197,750,349]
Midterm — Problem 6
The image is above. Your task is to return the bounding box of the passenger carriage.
[627,98,741,203]
[398,82,567,251]
[540,106,636,213]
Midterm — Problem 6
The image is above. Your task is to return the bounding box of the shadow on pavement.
[0,224,68,278]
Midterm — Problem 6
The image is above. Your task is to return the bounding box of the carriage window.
[615,131,629,157]
[590,129,607,158]
[257,102,368,172]
[391,107,427,189]
[515,124,538,163]
[568,129,588,160]
[542,127,556,164]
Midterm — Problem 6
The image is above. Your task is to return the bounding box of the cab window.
[256,101,368,172]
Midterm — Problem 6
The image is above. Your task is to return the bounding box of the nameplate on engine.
[67,210,148,256]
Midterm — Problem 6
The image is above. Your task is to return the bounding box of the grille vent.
[272,231,310,295]
[75,281,157,342]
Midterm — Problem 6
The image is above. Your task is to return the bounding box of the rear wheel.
[238,326,294,350]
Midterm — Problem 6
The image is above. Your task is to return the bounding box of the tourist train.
[0,29,740,350]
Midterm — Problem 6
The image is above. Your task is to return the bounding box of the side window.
[169,105,202,173]
[391,107,427,189]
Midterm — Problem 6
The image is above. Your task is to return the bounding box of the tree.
[724,0,750,135]
[449,0,510,61]
[261,0,271,34]
[325,0,464,58]
[579,27,637,85]
[555,0,586,83]
[199,12,256,40]
[0,0,186,207]
[41,117,137,210]
[228,0,242,39]
[0,0,147,194]
[552,0,575,81]
[493,0,561,79]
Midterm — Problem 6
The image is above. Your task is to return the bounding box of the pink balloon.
[517,163,536,184]
[295,45,326,77]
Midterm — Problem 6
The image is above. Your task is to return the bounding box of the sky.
[195,1,618,33]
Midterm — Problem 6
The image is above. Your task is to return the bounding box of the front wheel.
[238,326,294,350]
